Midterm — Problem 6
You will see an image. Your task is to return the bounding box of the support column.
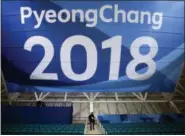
[90,101,93,113]
[90,92,94,113]
[64,92,68,101]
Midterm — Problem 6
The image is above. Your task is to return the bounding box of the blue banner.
[2,1,184,92]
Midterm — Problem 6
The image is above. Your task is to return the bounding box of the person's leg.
[90,122,92,130]
[93,121,95,130]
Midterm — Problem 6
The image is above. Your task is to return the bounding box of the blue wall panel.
[2,106,73,124]
[98,114,185,124]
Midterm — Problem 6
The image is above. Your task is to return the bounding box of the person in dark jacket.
[88,112,95,130]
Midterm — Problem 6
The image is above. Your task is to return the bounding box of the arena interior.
[1,0,185,135]
[1,65,185,134]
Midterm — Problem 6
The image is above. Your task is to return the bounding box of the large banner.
[2,1,184,92]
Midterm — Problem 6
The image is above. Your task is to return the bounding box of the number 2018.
[24,35,158,81]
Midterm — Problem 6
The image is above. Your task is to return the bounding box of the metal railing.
[95,117,106,134]
[84,118,88,134]
[83,116,107,134]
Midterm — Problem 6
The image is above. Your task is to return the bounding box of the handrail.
[95,117,106,134]
[84,116,106,134]
[84,117,88,134]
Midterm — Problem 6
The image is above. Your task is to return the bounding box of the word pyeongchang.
[20,4,163,29]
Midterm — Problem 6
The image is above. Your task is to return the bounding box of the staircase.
[84,118,103,135]
[85,123,102,135]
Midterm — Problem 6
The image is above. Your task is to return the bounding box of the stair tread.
[85,124,102,134]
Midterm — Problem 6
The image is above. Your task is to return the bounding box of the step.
[85,125,102,135]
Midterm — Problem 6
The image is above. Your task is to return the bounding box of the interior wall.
[71,98,176,121]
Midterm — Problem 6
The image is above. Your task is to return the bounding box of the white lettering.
[20,7,32,24]
[58,9,70,23]
[152,12,163,30]
[127,10,139,23]
[140,11,151,24]
[20,5,163,30]
[100,5,113,23]
[85,9,97,27]
[72,9,84,22]
[33,10,45,29]
[114,4,126,23]
[45,9,57,23]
